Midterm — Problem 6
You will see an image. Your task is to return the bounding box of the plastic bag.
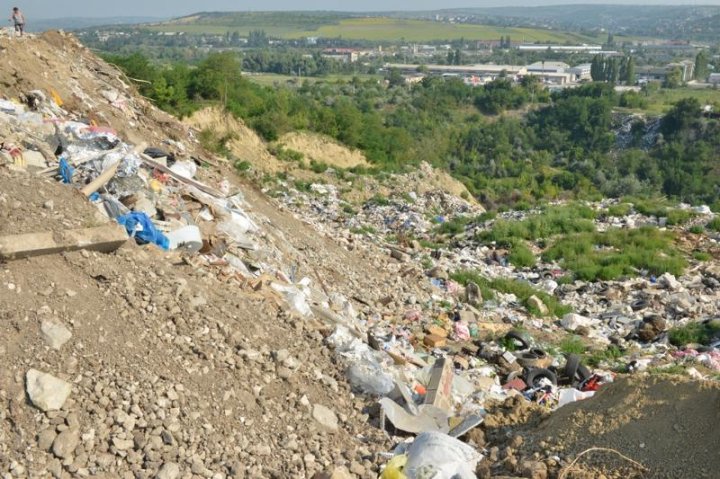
[166,225,203,253]
[271,282,313,317]
[393,431,482,479]
[169,160,197,179]
[347,362,395,396]
[59,157,74,184]
[116,212,170,250]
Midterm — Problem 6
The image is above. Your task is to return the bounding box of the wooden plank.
[0,224,128,261]
[140,153,224,198]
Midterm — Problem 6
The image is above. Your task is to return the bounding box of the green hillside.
[150,12,600,43]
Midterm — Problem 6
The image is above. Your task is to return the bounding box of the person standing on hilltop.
[9,7,25,37]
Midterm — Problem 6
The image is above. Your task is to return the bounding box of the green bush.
[585,345,624,367]
[688,225,705,234]
[665,209,696,226]
[669,320,720,346]
[706,217,720,232]
[234,160,251,172]
[367,194,390,206]
[559,336,587,355]
[543,227,687,281]
[436,215,471,235]
[293,180,312,192]
[693,251,711,261]
[507,241,537,268]
[479,205,596,244]
[450,270,571,317]
[607,203,632,217]
[310,160,329,173]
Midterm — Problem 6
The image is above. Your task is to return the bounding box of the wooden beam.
[0,224,128,261]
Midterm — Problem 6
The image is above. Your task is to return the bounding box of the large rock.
[156,462,181,479]
[41,320,72,350]
[52,429,79,459]
[312,404,339,431]
[561,313,594,332]
[658,273,681,291]
[26,369,71,412]
[527,295,549,316]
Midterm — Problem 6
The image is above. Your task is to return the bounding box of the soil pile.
[277,131,370,169]
[522,376,720,478]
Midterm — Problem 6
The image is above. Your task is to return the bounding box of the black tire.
[525,368,557,387]
[631,299,648,311]
[529,348,547,358]
[563,354,581,381]
[505,330,532,350]
[577,364,592,381]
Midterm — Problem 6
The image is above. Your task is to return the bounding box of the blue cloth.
[88,192,100,202]
[116,212,170,250]
[59,157,74,184]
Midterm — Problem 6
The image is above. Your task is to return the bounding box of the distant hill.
[28,17,163,33]
[406,5,720,41]
[150,11,600,43]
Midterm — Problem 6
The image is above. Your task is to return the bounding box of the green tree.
[190,52,242,102]
[590,55,605,82]
[624,56,636,85]
[387,68,404,88]
[248,30,269,47]
[695,50,709,81]
[661,97,702,137]
[664,66,683,88]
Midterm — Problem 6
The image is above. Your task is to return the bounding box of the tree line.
[108,51,720,209]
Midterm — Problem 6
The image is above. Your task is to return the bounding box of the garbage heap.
[261,174,720,476]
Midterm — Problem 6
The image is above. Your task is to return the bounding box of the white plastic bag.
[169,160,197,179]
[396,431,482,479]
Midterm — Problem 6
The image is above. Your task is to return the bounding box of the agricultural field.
[150,13,602,43]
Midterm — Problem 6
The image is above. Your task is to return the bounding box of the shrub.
[543,227,687,281]
[367,194,390,206]
[234,160,251,172]
[585,345,623,367]
[479,205,596,244]
[688,225,705,234]
[669,320,720,346]
[451,271,572,317]
[607,203,632,217]
[310,160,329,173]
[507,241,537,268]
[559,336,587,355]
[436,215,471,235]
[706,217,720,232]
[665,209,696,226]
[693,251,711,261]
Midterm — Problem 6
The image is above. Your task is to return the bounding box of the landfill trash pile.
[1,31,719,479]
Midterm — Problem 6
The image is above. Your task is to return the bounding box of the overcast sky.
[17,0,720,20]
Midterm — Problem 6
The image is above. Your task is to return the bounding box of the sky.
[17,0,720,20]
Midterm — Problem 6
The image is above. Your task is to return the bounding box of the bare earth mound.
[525,376,720,479]
[277,131,370,170]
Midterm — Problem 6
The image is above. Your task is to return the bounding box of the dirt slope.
[185,107,479,205]
[0,33,400,478]
[277,131,370,170]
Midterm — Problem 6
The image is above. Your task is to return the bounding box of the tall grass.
[543,227,686,281]
[479,205,596,244]
[450,270,571,317]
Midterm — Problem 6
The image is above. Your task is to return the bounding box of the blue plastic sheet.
[59,157,74,184]
[116,212,170,250]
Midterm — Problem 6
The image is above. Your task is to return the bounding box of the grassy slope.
[623,87,720,115]
[150,14,598,43]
